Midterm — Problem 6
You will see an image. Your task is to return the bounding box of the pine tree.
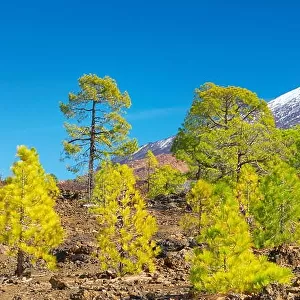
[60,74,138,199]
[172,82,279,181]
[92,162,159,276]
[252,161,300,248]
[234,165,261,225]
[0,146,64,276]
[280,125,300,171]
[180,180,214,236]
[148,165,186,198]
[190,182,292,293]
[145,150,158,193]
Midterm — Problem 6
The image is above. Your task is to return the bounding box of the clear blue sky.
[1,0,300,179]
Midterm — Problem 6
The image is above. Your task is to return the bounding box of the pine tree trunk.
[236,152,242,184]
[147,163,150,194]
[196,165,201,180]
[198,198,202,233]
[16,249,24,277]
[16,171,25,277]
[119,249,124,276]
[236,152,246,215]
[118,192,125,275]
[279,204,284,234]
[88,101,96,200]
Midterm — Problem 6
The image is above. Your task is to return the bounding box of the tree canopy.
[172,82,278,182]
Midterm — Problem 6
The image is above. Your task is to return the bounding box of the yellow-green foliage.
[92,162,159,276]
[60,74,138,172]
[0,146,64,270]
[148,165,186,198]
[235,165,261,222]
[145,150,159,193]
[146,150,158,174]
[172,82,278,181]
[190,182,292,294]
[280,125,300,171]
[60,74,138,200]
[180,180,214,236]
[252,161,300,248]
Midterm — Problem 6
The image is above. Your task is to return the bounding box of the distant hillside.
[126,153,188,180]
[116,136,175,164]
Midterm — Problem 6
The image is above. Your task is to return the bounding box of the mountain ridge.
[268,87,300,128]
[115,136,176,164]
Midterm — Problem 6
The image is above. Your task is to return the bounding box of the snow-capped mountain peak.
[131,136,175,159]
[267,87,300,128]
[150,136,174,150]
[115,136,176,163]
[268,87,300,110]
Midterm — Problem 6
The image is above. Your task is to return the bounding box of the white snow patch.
[267,87,300,128]
[268,87,300,111]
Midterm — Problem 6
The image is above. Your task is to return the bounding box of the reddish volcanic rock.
[125,153,189,180]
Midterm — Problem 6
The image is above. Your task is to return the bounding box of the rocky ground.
[1,194,300,300]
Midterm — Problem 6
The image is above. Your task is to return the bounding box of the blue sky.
[0,0,300,179]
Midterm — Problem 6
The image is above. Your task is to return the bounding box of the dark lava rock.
[252,283,290,300]
[53,249,68,263]
[268,245,300,268]
[49,275,69,290]
[22,267,31,278]
[157,238,187,252]
[152,193,187,209]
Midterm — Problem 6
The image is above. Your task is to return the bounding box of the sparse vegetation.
[1,81,300,298]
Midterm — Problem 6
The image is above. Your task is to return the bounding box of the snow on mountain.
[268,87,300,128]
[116,136,176,163]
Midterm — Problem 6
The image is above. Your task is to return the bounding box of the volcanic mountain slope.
[268,87,300,128]
[116,136,176,164]
[115,136,185,179]
[126,153,189,180]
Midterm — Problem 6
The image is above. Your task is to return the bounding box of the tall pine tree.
[60,74,138,199]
